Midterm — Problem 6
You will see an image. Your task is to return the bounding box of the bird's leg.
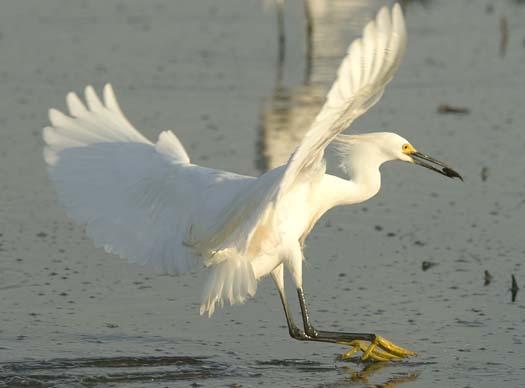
[276,284,308,340]
[296,286,415,361]
[297,287,318,337]
[272,265,308,341]
[296,287,372,341]
[273,264,414,360]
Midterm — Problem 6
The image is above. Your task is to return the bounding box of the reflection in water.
[400,0,433,8]
[255,358,334,372]
[257,83,325,171]
[275,0,313,80]
[258,0,384,171]
[339,361,420,387]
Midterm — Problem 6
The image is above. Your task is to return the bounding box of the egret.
[43,3,461,361]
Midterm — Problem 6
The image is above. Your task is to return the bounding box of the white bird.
[43,3,461,361]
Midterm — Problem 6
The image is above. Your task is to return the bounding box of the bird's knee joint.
[289,327,308,341]
[304,325,319,338]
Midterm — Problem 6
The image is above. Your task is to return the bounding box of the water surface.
[1,1,524,387]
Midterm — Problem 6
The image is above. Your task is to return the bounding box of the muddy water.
[1,0,525,387]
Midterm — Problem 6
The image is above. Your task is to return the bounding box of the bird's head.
[335,132,463,181]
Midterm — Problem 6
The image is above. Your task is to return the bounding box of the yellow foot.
[338,335,416,362]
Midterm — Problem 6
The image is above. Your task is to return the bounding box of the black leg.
[276,285,374,343]
[276,281,415,360]
[297,288,318,337]
[277,284,375,344]
[275,282,308,341]
[296,287,376,343]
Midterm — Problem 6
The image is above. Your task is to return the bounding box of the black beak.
[411,151,463,181]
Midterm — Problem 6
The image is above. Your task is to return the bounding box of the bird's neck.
[320,165,382,210]
[327,139,393,208]
[299,162,383,243]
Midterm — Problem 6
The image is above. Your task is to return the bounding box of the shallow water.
[1,0,525,387]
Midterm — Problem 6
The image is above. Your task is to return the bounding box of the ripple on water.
[0,356,232,386]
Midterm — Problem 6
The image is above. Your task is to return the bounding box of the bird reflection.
[257,84,324,171]
[400,0,433,8]
[258,0,387,172]
[339,362,420,387]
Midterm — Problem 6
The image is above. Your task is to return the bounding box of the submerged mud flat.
[1,0,525,387]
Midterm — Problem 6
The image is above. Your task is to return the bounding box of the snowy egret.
[43,3,461,361]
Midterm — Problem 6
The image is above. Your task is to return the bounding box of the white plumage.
[44,5,409,316]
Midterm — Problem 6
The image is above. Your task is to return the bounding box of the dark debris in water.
[422,261,438,271]
[481,166,489,182]
[511,274,519,302]
[500,16,509,58]
[484,270,493,286]
[437,104,470,115]
[255,359,333,373]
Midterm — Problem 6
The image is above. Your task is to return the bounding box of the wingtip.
[43,146,58,166]
[377,3,390,21]
[42,126,54,143]
[393,2,402,12]
[48,108,58,124]
[84,84,95,95]
[84,84,105,111]
[65,91,78,103]
[392,2,405,26]
[66,91,85,115]
[392,2,407,47]
[42,127,62,165]
[363,17,376,40]
[199,303,215,317]
[84,84,96,101]
[103,83,121,113]
[103,83,113,95]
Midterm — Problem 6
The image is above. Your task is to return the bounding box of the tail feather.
[200,257,257,317]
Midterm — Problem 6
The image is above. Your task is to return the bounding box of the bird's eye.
[402,144,410,151]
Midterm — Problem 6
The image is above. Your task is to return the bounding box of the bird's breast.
[276,181,324,243]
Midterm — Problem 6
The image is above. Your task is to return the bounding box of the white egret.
[43,3,461,361]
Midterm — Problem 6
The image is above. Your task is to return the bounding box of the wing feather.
[44,84,201,273]
[279,3,406,196]
[66,91,89,117]
[195,3,406,256]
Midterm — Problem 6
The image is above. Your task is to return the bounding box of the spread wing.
[278,3,406,197]
[196,4,406,255]
[44,84,207,273]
